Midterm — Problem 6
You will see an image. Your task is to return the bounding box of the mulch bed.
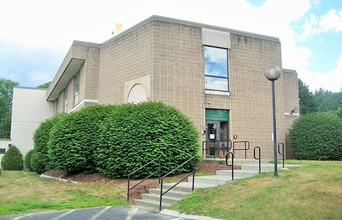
[43,162,232,202]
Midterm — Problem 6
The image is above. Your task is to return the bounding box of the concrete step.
[240,164,275,172]
[240,163,300,172]
[141,192,184,204]
[135,198,172,212]
[216,170,258,179]
[161,182,216,192]
[149,188,191,198]
[203,158,269,165]
[188,175,232,185]
[233,159,270,165]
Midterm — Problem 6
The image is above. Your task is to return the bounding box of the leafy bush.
[32,114,64,174]
[24,149,35,171]
[95,102,199,178]
[1,145,23,170]
[48,105,113,173]
[289,112,342,160]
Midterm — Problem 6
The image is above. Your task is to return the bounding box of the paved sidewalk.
[0,206,219,220]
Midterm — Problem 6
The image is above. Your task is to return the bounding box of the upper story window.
[63,87,68,113]
[74,71,80,106]
[204,46,229,91]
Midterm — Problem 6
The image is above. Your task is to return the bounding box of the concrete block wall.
[152,20,204,130]
[227,33,285,158]
[98,21,154,104]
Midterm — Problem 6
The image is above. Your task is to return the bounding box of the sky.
[0,0,341,92]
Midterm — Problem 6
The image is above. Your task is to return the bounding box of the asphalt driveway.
[0,206,174,220]
[0,206,217,220]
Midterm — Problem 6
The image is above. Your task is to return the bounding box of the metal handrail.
[232,141,250,159]
[225,152,234,180]
[202,140,232,159]
[278,143,285,168]
[159,156,196,211]
[253,146,261,174]
[127,156,161,202]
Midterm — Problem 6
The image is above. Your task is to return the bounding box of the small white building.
[9,87,54,156]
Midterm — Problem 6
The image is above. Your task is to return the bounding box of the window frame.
[63,87,68,113]
[204,45,229,92]
[73,71,80,106]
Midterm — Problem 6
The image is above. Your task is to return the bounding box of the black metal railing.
[127,156,161,202]
[202,140,232,159]
[159,156,196,211]
[253,146,261,174]
[232,141,250,159]
[225,152,234,180]
[278,143,285,168]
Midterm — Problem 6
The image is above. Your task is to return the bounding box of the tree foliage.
[337,107,342,118]
[298,79,342,115]
[1,145,23,170]
[313,88,341,114]
[289,112,342,160]
[37,82,51,89]
[298,79,316,114]
[0,78,19,138]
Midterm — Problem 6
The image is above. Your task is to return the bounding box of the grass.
[1,161,341,219]
[0,171,127,215]
[171,160,342,220]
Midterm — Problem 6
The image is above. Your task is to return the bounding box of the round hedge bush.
[1,145,23,170]
[289,112,342,160]
[95,102,200,178]
[24,149,35,171]
[48,105,113,173]
[32,114,64,174]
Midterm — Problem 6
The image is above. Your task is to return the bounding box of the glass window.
[74,72,80,106]
[204,46,228,91]
[63,88,68,113]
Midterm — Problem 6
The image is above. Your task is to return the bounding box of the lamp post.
[264,65,282,176]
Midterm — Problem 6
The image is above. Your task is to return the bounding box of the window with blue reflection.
[204,46,228,91]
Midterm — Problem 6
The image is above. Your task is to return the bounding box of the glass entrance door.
[206,121,220,157]
[204,109,229,159]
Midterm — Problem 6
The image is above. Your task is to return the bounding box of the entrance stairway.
[134,159,298,212]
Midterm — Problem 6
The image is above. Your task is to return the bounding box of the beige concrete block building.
[14,16,300,159]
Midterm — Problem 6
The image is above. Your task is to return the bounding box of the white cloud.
[296,9,342,40]
[318,9,342,33]
[0,0,340,92]
[300,54,342,92]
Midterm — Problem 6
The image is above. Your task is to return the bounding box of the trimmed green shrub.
[1,145,23,170]
[24,149,35,171]
[289,112,342,160]
[48,105,113,173]
[32,114,64,174]
[95,102,200,178]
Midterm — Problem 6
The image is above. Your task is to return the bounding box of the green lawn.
[172,160,342,220]
[0,171,127,215]
[1,161,341,219]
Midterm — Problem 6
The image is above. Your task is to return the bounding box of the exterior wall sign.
[205,109,229,121]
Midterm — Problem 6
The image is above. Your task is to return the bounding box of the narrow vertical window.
[63,88,68,113]
[74,71,80,106]
[204,46,229,91]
